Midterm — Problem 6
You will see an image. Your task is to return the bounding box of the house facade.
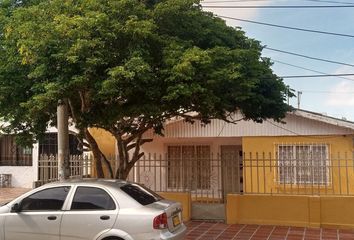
[137,109,354,194]
[2,109,354,227]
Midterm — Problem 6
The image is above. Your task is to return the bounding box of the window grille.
[167,145,211,190]
[277,144,329,185]
[0,135,32,166]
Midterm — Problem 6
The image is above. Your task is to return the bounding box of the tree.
[0,0,293,179]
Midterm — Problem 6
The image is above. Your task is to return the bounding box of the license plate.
[172,215,181,227]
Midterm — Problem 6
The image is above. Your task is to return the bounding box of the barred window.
[277,144,329,185]
[0,135,32,166]
[39,133,82,155]
[167,145,211,189]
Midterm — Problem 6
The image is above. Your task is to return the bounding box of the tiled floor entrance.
[185,221,354,240]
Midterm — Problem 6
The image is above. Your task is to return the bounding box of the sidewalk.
[184,221,354,240]
[0,187,30,204]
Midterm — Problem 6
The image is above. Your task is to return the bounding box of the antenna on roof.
[297,91,302,109]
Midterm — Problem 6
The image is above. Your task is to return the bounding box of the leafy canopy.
[0,0,291,144]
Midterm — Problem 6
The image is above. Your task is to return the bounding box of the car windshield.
[120,183,163,206]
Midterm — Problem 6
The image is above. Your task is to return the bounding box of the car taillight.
[153,212,168,229]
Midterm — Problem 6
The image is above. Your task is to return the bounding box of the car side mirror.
[11,203,21,213]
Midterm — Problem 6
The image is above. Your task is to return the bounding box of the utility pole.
[287,86,290,105]
[57,99,70,181]
[297,91,302,109]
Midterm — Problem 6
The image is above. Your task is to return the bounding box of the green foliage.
[0,0,292,145]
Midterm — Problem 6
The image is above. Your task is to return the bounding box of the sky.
[201,0,354,121]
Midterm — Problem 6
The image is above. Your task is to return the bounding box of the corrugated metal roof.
[144,110,354,138]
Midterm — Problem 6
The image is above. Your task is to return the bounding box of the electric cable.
[280,73,354,78]
[202,5,354,8]
[264,47,354,68]
[272,59,354,82]
[202,0,354,4]
[218,15,354,38]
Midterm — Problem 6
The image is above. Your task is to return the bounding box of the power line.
[272,59,354,82]
[306,0,354,4]
[202,0,354,4]
[218,15,354,38]
[301,90,354,93]
[203,0,272,2]
[202,5,354,8]
[280,73,354,78]
[264,47,354,68]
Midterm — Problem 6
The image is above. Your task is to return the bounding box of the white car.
[0,179,186,240]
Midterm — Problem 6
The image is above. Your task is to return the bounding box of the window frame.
[120,183,163,206]
[277,143,330,185]
[166,144,212,190]
[19,186,71,212]
[69,186,116,211]
[0,135,33,166]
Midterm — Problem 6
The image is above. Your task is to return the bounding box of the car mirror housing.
[11,203,21,213]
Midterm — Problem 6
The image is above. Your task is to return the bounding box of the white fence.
[36,154,92,186]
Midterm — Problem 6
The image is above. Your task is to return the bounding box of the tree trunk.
[84,128,105,178]
[115,137,127,179]
[113,130,153,180]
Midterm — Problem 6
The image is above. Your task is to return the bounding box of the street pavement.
[1,188,354,240]
[0,187,30,204]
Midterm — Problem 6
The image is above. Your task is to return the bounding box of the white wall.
[0,142,39,189]
[0,166,35,188]
[137,137,242,193]
[0,125,79,189]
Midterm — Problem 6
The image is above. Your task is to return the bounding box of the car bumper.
[160,223,186,240]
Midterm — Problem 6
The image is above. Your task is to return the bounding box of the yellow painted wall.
[242,135,354,195]
[226,194,313,227]
[89,128,116,156]
[88,128,116,177]
[321,196,354,229]
[227,194,354,229]
[158,192,191,222]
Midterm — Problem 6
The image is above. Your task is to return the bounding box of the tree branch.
[126,138,153,151]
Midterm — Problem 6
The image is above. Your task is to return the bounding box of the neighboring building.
[0,126,82,188]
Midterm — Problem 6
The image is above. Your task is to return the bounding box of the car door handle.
[47,216,57,220]
[100,215,110,220]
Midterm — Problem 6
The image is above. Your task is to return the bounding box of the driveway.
[1,188,354,240]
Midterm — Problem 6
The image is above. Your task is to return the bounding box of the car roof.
[42,178,129,189]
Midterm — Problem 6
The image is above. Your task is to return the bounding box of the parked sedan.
[0,179,186,240]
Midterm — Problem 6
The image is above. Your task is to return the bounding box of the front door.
[221,145,243,200]
[4,186,70,240]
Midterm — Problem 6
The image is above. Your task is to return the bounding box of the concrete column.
[57,99,70,181]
